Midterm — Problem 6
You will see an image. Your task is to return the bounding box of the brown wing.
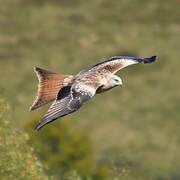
[34,78,101,130]
[86,56,156,74]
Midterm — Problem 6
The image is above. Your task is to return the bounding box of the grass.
[0,0,180,179]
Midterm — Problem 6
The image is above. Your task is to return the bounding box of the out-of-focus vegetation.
[0,0,180,179]
[0,98,49,179]
[26,115,111,179]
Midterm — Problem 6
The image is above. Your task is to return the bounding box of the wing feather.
[34,95,74,130]
[86,56,156,74]
[34,81,99,130]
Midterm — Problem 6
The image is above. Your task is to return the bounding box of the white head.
[111,75,123,86]
[96,74,123,93]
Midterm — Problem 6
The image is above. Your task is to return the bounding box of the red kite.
[30,55,156,130]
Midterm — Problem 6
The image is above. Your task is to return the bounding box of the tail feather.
[29,67,73,111]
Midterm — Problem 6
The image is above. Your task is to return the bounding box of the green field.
[0,0,180,179]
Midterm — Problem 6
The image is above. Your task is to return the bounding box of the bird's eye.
[115,79,119,82]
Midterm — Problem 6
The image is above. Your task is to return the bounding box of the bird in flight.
[30,55,156,130]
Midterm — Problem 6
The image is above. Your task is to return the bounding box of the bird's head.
[112,75,123,86]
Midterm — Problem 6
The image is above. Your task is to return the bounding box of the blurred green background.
[0,0,180,179]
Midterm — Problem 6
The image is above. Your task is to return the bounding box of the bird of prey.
[30,55,156,130]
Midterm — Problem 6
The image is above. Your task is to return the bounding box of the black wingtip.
[34,124,41,131]
[143,56,157,64]
[34,116,58,131]
[34,121,44,131]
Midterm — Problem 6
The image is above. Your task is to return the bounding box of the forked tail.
[29,67,73,111]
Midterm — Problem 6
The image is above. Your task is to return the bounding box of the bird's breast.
[96,84,114,94]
